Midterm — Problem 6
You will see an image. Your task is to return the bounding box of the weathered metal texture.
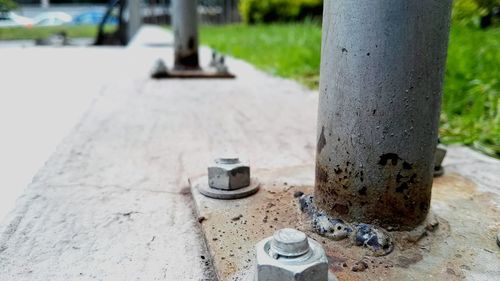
[172,0,200,70]
[192,154,500,280]
[315,0,453,229]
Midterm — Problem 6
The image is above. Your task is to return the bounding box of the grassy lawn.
[201,23,499,157]
[0,25,112,41]
[202,23,322,88]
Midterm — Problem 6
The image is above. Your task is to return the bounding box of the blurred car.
[33,12,73,26]
[0,12,34,27]
[72,11,118,25]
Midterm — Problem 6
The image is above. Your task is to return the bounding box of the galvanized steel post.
[172,0,200,70]
[127,0,142,42]
[315,0,452,230]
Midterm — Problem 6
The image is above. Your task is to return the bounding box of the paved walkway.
[0,26,317,280]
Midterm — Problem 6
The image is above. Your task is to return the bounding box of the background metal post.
[315,0,452,230]
[172,0,200,70]
[127,0,142,42]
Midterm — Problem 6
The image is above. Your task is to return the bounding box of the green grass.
[202,23,322,87]
[441,26,499,156]
[201,23,499,157]
[0,25,113,40]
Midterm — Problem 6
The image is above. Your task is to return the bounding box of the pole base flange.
[151,59,235,79]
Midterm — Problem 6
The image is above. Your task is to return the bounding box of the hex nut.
[208,158,250,190]
[151,59,168,79]
[256,230,328,281]
[270,229,310,258]
[434,144,447,168]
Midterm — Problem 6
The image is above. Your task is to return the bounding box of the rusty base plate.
[151,68,235,79]
[190,166,499,281]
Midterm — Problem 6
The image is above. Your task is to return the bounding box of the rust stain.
[396,253,423,268]
[327,255,348,272]
[315,152,432,230]
[378,153,401,166]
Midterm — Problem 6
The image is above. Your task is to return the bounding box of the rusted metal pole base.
[151,59,235,79]
[151,69,236,79]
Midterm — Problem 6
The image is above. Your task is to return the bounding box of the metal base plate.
[190,166,500,281]
[193,176,260,200]
[152,68,235,79]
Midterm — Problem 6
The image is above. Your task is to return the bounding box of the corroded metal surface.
[191,164,500,281]
[315,0,453,230]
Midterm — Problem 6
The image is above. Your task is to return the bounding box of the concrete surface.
[0,26,498,280]
[0,26,167,221]
[0,47,116,221]
[0,26,316,280]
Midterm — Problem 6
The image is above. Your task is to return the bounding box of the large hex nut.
[208,158,250,190]
[434,144,447,168]
[256,231,328,281]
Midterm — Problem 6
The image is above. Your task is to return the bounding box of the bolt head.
[256,230,328,281]
[270,228,310,258]
[208,158,250,190]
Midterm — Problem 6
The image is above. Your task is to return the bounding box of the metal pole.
[172,0,200,70]
[127,0,142,42]
[315,0,452,230]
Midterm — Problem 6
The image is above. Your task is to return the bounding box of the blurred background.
[0,0,498,218]
[1,0,497,155]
